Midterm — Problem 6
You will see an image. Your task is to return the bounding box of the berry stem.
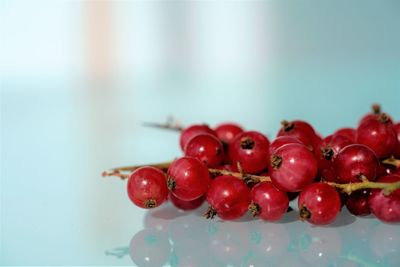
[327,180,400,196]
[142,117,183,132]
[381,156,400,168]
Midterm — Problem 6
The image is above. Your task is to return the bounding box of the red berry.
[315,134,353,182]
[206,175,250,220]
[169,193,205,211]
[359,104,393,126]
[127,167,168,209]
[229,131,270,174]
[392,122,400,158]
[179,124,216,151]
[270,143,318,192]
[167,157,211,201]
[214,123,244,144]
[357,114,397,158]
[345,189,371,216]
[334,144,379,183]
[217,164,238,172]
[333,127,357,142]
[249,182,289,221]
[184,133,224,168]
[269,136,303,154]
[368,175,400,223]
[277,120,318,150]
[298,182,341,225]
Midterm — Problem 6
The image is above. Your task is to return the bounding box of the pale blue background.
[1,0,399,265]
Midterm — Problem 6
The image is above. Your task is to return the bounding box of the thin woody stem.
[327,180,400,196]
[381,156,400,168]
[142,117,183,132]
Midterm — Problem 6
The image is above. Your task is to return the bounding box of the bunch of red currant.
[103,104,400,225]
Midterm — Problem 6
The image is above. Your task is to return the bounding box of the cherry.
[229,131,270,174]
[214,123,244,144]
[277,120,318,150]
[334,144,379,183]
[315,134,353,182]
[270,143,318,192]
[169,193,205,211]
[249,182,289,221]
[127,167,168,209]
[179,124,216,150]
[269,136,303,154]
[333,127,356,142]
[357,114,397,159]
[206,175,251,220]
[184,133,224,168]
[167,157,211,201]
[368,175,400,223]
[345,189,371,216]
[298,182,341,225]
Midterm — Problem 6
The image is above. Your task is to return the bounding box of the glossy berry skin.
[179,124,216,151]
[214,123,244,144]
[270,143,318,192]
[249,182,289,221]
[127,167,168,209]
[392,123,400,157]
[368,175,400,223]
[298,182,341,225]
[229,131,270,174]
[184,134,224,168]
[169,193,205,211]
[315,134,353,182]
[334,144,379,183]
[345,189,371,216]
[357,115,397,159]
[269,136,303,154]
[167,157,211,201]
[333,127,357,142]
[277,120,318,150]
[206,175,250,220]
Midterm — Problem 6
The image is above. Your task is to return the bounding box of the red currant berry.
[205,175,250,220]
[345,189,371,216]
[357,114,397,159]
[298,182,341,225]
[277,120,318,151]
[127,167,168,209]
[169,193,205,211]
[269,136,303,154]
[359,104,393,126]
[229,131,270,174]
[334,144,379,183]
[333,127,356,142]
[214,123,244,144]
[184,133,224,167]
[392,122,400,157]
[249,182,289,221]
[270,143,318,192]
[179,124,216,151]
[368,175,400,223]
[167,157,211,201]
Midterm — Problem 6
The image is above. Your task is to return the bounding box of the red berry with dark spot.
[205,175,250,220]
[249,182,289,221]
[270,143,318,192]
[345,189,371,216]
[127,167,168,209]
[214,123,244,144]
[277,120,318,151]
[333,127,357,142]
[334,144,379,183]
[298,182,341,225]
[179,124,216,151]
[357,114,397,159]
[359,104,393,126]
[184,133,224,168]
[169,193,205,211]
[269,136,303,154]
[167,157,211,201]
[368,175,400,223]
[229,131,270,174]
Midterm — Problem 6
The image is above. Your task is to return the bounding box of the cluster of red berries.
[120,105,400,225]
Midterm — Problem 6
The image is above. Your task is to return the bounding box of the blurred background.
[1,0,399,265]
